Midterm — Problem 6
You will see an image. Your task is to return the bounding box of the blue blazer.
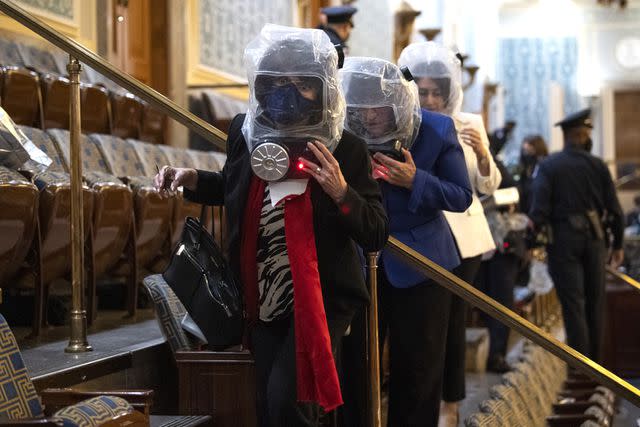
[381,109,472,288]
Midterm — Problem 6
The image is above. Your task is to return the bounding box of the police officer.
[528,108,624,362]
[317,6,357,52]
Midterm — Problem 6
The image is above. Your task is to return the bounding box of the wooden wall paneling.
[614,89,640,189]
[176,350,257,427]
[125,0,151,85]
[603,282,640,377]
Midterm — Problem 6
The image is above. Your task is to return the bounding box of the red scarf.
[240,176,343,412]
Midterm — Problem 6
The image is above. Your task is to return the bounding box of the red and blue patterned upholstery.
[0,314,43,419]
[52,395,133,427]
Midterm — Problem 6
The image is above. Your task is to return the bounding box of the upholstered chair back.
[0,313,43,419]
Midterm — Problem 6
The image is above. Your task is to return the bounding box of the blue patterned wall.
[16,0,73,19]
[199,0,293,78]
[498,37,582,164]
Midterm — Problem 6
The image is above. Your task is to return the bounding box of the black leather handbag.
[163,213,243,349]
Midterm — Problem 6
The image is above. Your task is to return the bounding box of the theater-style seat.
[143,274,200,353]
[17,44,62,75]
[0,166,38,288]
[47,129,133,286]
[18,126,94,333]
[0,38,25,67]
[0,313,151,425]
[110,91,142,139]
[139,102,164,144]
[128,140,204,248]
[89,134,172,274]
[40,73,70,130]
[0,66,42,128]
[81,83,111,134]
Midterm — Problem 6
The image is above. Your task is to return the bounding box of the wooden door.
[112,0,167,93]
[124,0,151,85]
[614,89,640,189]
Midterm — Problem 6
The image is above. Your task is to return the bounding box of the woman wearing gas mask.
[340,57,472,426]
[398,42,502,426]
[154,25,388,427]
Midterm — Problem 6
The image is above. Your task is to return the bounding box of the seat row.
[0,65,165,144]
[0,37,166,143]
[464,341,616,427]
[0,124,226,336]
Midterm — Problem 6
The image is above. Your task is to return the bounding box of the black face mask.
[264,84,321,127]
[584,137,593,153]
[521,153,536,167]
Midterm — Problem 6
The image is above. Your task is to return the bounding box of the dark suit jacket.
[529,146,624,250]
[381,109,472,287]
[184,114,389,319]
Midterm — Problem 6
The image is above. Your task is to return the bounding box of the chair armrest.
[546,413,596,426]
[552,401,593,414]
[563,379,598,389]
[0,419,62,426]
[40,388,153,417]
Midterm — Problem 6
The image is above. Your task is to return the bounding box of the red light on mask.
[297,162,304,170]
[503,242,510,249]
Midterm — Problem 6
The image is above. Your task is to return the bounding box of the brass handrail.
[0,0,227,151]
[386,236,640,407]
[3,0,639,410]
[614,171,640,188]
[606,265,640,292]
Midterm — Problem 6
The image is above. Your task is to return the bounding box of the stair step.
[150,415,213,427]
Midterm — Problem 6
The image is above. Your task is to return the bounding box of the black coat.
[184,114,389,319]
[529,146,624,249]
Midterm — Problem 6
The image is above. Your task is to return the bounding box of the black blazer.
[184,114,389,319]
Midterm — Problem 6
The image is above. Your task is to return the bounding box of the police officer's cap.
[554,108,593,130]
[321,6,357,26]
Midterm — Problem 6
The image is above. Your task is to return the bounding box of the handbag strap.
[195,204,208,247]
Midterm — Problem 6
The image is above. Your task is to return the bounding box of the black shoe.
[487,355,512,373]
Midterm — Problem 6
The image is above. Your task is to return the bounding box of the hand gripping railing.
[386,236,640,408]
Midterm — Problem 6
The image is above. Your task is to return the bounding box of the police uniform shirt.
[528,146,624,249]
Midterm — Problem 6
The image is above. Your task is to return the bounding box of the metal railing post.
[365,252,381,427]
[386,236,640,407]
[65,56,92,353]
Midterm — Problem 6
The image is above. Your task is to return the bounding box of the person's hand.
[609,248,624,269]
[460,128,490,175]
[298,141,348,204]
[460,128,488,158]
[153,165,198,194]
[372,149,416,189]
